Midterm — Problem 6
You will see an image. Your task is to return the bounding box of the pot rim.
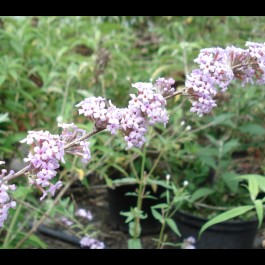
[175,210,258,231]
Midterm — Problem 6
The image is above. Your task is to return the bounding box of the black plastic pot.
[175,211,258,249]
[107,184,165,235]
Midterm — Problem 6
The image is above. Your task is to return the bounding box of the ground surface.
[35,184,265,249]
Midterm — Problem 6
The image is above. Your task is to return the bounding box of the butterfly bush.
[185,42,265,116]
[1,41,265,228]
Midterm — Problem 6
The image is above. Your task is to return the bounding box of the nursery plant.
[1,38,265,250]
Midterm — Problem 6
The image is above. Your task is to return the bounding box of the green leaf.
[248,177,259,201]
[238,174,265,193]
[199,155,216,169]
[152,203,168,209]
[129,222,141,238]
[76,89,93,98]
[254,200,263,228]
[197,147,218,157]
[210,113,235,125]
[112,178,138,185]
[222,139,239,155]
[0,113,10,123]
[109,163,130,178]
[199,206,254,237]
[102,173,113,188]
[205,134,218,146]
[190,188,215,203]
[128,238,142,249]
[239,124,265,136]
[151,208,163,223]
[147,179,172,190]
[17,87,37,104]
[13,186,32,199]
[28,234,48,249]
[0,75,6,86]
[151,65,174,81]
[47,86,63,94]
[125,192,138,197]
[222,172,239,193]
[165,218,181,237]
[120,210,134,223]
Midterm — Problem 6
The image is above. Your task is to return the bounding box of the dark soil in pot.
[107,184,165,235]
[175,211,259,249]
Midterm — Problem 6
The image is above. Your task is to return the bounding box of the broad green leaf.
[165,218,181,237]
[190,188,215,203]
[151,208,163,223]
[239,124,265,136]
[238,174,265,193]
[254,200,263,228]
[199,205,254,237]
[248,177,259,201]
[128,238,142,249]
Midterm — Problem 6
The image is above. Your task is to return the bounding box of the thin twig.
[64,128,105,149]
[15,175,78,249]
[164,88,187,100]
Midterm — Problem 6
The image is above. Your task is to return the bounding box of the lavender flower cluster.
[80,236,105,249]
[20,131,65,200]
[76,77,176,149]
[0,163,16,227]
[186,41,265,116]
[58,123,91,163]
[181,236,196,249]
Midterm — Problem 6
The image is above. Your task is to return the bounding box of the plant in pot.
[94,125,190,249]
[166,125,265,249]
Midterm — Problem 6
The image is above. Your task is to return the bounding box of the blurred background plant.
[1,16,265,248]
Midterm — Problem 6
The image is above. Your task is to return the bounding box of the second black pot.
[175,210,258,249]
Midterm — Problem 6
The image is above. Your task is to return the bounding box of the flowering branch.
[1,40,265,229]
[63,127,105,150]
